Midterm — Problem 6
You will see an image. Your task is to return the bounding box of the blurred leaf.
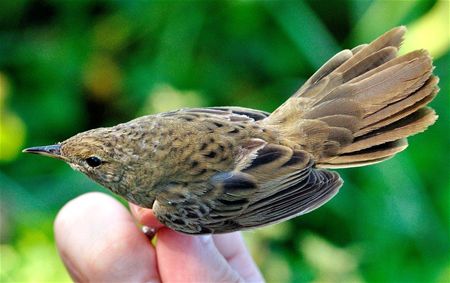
[0,74,25,162]
[0,111,26,162]
[401,0,450,59]
[350,0,417,42]
[262,253,292,283]
[83,54,123,101]
[264,1,341,69]
[141,83,204,114]
[299,233,363,283]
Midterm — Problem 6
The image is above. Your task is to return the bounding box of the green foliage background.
[0,1,449,282]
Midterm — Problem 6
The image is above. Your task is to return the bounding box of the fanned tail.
[263,26,439,168]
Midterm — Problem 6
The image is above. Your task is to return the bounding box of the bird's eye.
[85,156,102,168]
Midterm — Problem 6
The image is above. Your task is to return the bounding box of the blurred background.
[0,0,449,282]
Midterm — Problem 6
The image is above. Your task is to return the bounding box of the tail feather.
[318,115,360,133]
[357,76,439,136]
[340,108,436,154]
[262,26,439,168]
[333,26,405,75]
[351,43,368,54]
[322,139,408,168]
[341,46,398,83]
[318,50,433,114]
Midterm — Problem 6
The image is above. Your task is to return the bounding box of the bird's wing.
[153,142,342,234]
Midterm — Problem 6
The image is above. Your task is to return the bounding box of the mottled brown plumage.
[24,27,439,234]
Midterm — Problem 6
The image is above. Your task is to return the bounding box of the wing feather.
[153,143,342,234]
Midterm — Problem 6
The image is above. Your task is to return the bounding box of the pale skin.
[54,192,264,282]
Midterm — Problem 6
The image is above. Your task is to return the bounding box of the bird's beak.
[22,144,66,160]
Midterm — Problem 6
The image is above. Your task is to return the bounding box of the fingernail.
[130,204,143,215]
[199,235,212,244]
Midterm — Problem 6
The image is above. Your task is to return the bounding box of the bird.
[24,27,439,234]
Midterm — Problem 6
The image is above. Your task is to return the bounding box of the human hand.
[54,192,264,282]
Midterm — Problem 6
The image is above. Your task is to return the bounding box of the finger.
[129,203,165,232]
[156,228,242,282]
[54,192,160,282]
[213,232,264,282]
[129,204,263,281]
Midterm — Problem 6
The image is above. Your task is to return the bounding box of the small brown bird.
[24,27,439,234]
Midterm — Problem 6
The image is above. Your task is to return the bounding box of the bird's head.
[23,128,134,194]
